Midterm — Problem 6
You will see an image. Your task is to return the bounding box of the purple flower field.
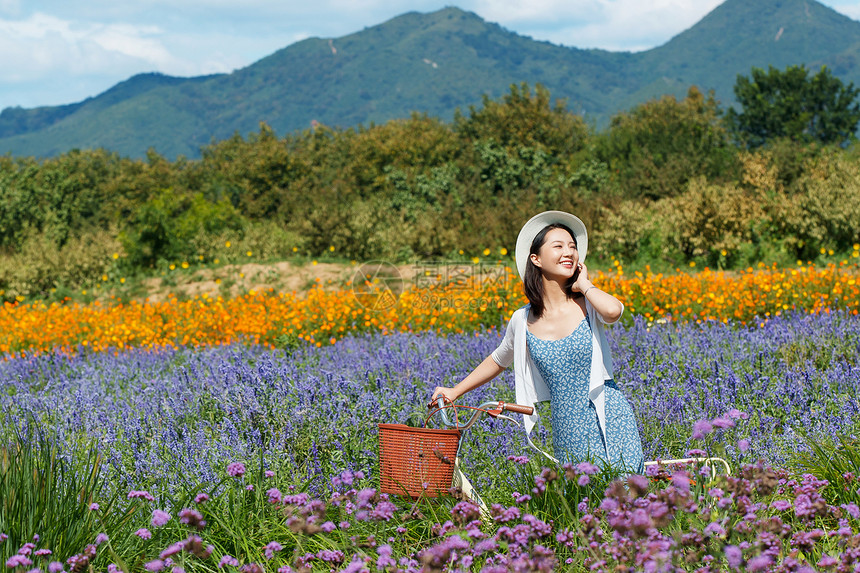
[1,311,858,497]
[2,311,860,571]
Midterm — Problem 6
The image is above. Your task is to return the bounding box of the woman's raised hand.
[573,261,591,293]
[429,386,458,408]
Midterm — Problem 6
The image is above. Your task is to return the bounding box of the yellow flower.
[820,247,827,255]
[312,260,318,266]
[828,249,834,256]
[81,290,87,295]
[226,241,231,248]
[689,261,696,267]
[239,273,245,278]
[292,246,298,252]
[169,264,176,271]
[215,278,221,284]
[214,258,219,264]
[458,250,464,255]
[112,253,119,260]
[120,278,126,284]
[472,257,480,264]
[246,251,252,257]
[500,248,508,256]
[181,262,189,269]
[854,243,859,251]
[482,248,490,256]
[720,249,728,257]
[198,255,204,261]
[102,275,108,281]
[329,246,335,252]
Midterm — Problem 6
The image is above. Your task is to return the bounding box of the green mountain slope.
[1,0,859,159]
[639,0,860,104]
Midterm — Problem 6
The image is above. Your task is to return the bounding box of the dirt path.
[136,260,441,302]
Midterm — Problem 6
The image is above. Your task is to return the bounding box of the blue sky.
[1,0,859,111]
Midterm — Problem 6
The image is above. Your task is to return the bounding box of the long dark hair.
[523,223,579,318]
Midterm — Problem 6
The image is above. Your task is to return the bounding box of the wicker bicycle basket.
[378,423,461,498]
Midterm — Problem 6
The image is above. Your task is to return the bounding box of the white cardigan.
[490,300,620,440]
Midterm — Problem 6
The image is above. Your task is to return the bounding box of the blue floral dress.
[527,316,644,473]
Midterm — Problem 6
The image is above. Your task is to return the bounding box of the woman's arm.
[574,262,623,324]
[429,354,506,405]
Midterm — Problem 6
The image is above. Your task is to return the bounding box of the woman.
[430,211,644,473]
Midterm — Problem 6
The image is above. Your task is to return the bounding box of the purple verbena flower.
[841,503,860,519]
[18,543,35,556]
[218,555,239,569]
[726,409,748,420]
[160,542,184,559]
[151,509,171,527]
[691,419,713,440]
[128,490,155,502]
[576,461,599,475]
[226,462,246,478]
[724,545,743,569]
[6,556,33,568]
[320,521,336,533]
[771,499,792,511]
[263,542,282,560]
[376,545,396,570]
[746,554,772,572]
[266,488,282,504]
[178,508,206,529]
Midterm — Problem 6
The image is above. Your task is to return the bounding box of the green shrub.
[0,228,123,300]
[120,189,245,268]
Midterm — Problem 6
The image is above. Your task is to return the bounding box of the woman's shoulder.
[508,304,530,325]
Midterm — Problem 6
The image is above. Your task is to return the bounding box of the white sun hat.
[515,211,588,280]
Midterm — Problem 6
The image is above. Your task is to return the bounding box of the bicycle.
[377,397,732,514]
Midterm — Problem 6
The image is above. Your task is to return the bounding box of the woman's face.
[530,227,579,280]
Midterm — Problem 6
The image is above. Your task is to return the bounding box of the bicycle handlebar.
[429,396,533,430]
[501,402,534,415]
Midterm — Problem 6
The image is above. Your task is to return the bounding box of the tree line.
[1,64,859,301]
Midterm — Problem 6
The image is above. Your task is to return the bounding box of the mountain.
[1,0,860,159]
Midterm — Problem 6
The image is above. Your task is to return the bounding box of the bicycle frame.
[429,397,533,514]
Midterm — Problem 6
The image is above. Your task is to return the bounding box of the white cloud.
[835,4,860,20]
[472,0,724,51]
[0,0,19,16]
[0,13,175,74]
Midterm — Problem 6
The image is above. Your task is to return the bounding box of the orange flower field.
[1,261,858,357]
